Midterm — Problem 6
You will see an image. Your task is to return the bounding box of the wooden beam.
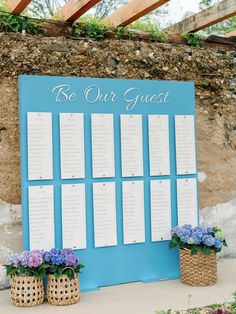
[57,0,101,23]
[7,0,32,14]
[170,0,236,34]
[105,0,170,27]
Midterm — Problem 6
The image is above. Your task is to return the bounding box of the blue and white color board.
[19,75,199,291]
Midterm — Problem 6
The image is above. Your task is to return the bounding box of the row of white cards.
[27,112,197,180]
[28,178,198,251]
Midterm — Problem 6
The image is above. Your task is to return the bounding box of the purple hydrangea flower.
[7,253,20,267]
[7,250,44,268]
[19,251,30,267]
[61,248,73,258]
[27,250,43,268]
[64,253,78,267]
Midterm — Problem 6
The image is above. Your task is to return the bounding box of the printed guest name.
[52,84,170,111]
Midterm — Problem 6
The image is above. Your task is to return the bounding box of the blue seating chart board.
[19,75,199,291]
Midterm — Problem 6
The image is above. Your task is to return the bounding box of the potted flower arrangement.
[169,225,227,286]
[5,250,46,307]
[43,248,84,306]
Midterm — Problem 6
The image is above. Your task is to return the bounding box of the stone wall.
[0,33,235,270]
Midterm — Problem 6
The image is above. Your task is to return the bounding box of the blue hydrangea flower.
[192,231,203,245]
[214,239,223,249]
[42,248,79,267]
[182,225,192,230]
[179,228,192,243]
[194,225,208,235]
[51,255,63,265]
[19,251,30,267]
[65,253,78,267]
[203,235,215,247]
[170,224,226,252]
[206,226,214,234]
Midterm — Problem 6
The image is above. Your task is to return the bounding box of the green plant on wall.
[73,16,167,42]
[0,12,42,34]
[115,26,133,40]
[73,16,112,40]
[232,291,236,310]
[115,26,126,39]
[129,20,167,42]
[182,32,203,48]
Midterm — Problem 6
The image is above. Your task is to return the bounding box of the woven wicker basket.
[10,275,44,307]
[179,248,217,286]
[47,274,80,306]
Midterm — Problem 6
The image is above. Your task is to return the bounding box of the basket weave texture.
[11,275,44,307]
[179,248,217,286]
[47,274,80,306]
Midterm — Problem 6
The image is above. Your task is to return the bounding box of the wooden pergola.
[5,0,236,34]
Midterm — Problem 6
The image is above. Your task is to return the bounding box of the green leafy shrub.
[129,20,167,42]
[73,16,167,42]
[115,26,132,40]
[0,12,42,34]
[182,32,204,47]
[73,16,111,40]
[232,291,236,310]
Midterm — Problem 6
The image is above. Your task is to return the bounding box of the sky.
[152,0,220,28]
[161,0,201,25]
[144,0,220,28]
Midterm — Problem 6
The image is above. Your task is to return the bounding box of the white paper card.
[177,178,198,226]
[91,114,115,178]
[60,113,85,179]
[27,112,53,180]
[122,181,145,244]
[93,182,117,248]
[150,180,171,241]
[28,185,54,250]
[175,115,196,175]
[61,184,87,250]
[148,115,170,176]
[120,115,143,177]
